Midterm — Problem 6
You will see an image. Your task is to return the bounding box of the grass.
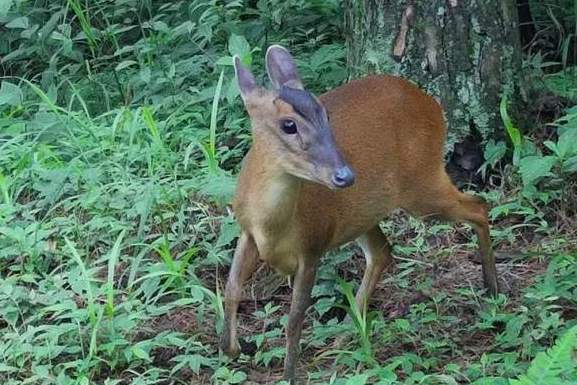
[1,0,577,384]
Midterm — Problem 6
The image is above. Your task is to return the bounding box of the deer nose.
[331,166,355,188]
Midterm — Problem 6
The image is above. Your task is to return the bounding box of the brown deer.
[220,45,498,383]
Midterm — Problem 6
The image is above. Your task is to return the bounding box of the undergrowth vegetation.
[0,1,576,384]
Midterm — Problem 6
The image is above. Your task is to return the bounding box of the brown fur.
[235,76,468,272]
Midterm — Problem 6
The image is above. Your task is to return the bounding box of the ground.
[128,210,575,384]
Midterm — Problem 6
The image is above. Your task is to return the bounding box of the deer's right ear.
[234,56,257,102]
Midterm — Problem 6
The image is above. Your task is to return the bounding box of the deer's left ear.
[265,45,303,90]
[234,56,257,102]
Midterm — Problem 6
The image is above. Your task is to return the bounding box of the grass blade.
[500,94,522,166]
[106,230,126,317]
[207,70,225,173]
[65,237,97,325]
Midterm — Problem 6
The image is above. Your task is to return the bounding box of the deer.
[220,45,499,383]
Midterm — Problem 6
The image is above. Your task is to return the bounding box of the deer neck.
[259,171,301,228]
[250,143,302,233]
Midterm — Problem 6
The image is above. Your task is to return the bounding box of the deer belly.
[252,229,299,276]
[265,252,298,276]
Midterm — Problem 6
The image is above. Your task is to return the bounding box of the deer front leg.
[283,258,317,384]
[220,232,259,358]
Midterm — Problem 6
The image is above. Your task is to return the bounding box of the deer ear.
[265,45,303,90]
[234,56,257,101]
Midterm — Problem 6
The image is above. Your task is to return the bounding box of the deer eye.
[280,119,297,134]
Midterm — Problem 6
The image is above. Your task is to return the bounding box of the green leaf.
[216,216,240,247]
[216,56,234,66]
[204,70,225,174]
[170,354,212,375]
[0,81,23,106]
[500,95,522,166]
[422,374,459,385]
[0,0,14,17]
[470,377,508,385]
[525,325,577,383]
[131,346,151,361]
[484,140,507,166]
[0,363,18,373]
[0,171,10,204]
[228,34,251,65]
[106,230,125,317]
[103,380,123,385]
[557,127,577,159]
[543,140,559,156]
[229,371,247,384]
[518,155,557,186]
[345,374,369,385]
[5,16,28,28]
[480,139,507,178]
[115,60,138,71]
[562,155,577,173]
[65,237,97,325]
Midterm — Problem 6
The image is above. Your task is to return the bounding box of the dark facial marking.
[278,86,327,128]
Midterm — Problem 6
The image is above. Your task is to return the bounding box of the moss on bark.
[344,0,522,150]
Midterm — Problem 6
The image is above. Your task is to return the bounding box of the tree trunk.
[344,0,522,153]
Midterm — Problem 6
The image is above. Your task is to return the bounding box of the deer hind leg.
[355,226,394,312]
[220,232,259,358]
[452,193,499,296]
[407,187,499,296]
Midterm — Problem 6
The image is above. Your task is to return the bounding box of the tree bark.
[344,0,522,152]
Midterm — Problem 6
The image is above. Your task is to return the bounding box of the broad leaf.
[345,374,369,385]
[484,140,507,167]
[0,0,13,17]
[557,127,577,159]
[562,155,577,173]
[228,34,251,65]
[229,371,247,384]
[519,155,557,186]
[0,81,23,106]
[131,346,151,361]
[5,16,28,28]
